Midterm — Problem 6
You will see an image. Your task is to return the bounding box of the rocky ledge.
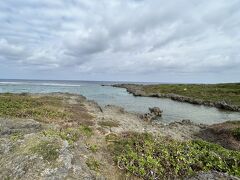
[112,84,240,112]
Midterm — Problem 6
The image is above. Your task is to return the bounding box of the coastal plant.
[10,132,24,142]
[30,140,61,162]
[109,132,240,179]
[78,125,93,137]
[88,144,99,153]
[43,128,80,145]
[42,125,93,145]
[86,156,101,171]
[0,94,71,122]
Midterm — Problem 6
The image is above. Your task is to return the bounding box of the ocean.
[0,79,240,124]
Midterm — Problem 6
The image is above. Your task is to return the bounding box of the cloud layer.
[0,0,240,82]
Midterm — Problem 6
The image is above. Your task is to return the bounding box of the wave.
[0,82,82,87]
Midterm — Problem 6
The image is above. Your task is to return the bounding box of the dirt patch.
[197,121,240,150]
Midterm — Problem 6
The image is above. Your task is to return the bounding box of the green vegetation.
[105,133,118,142]
[78,124,93,137]
[0,93,70,122]
[30,140,60,162]
[98,120,120,128]
[43,125,93,145]
[88,144,99,153]
[10,132,24,142]
[141,83,240,106]
[86,156,101,171]
[110,132,240,179]
[43,128,81,145]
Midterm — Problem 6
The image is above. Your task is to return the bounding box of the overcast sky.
[0,0,240,83]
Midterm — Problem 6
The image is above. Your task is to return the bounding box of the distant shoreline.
[110,83,240,112]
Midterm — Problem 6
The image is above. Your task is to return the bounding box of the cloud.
[0,0,240,82]
[0,39,29,65]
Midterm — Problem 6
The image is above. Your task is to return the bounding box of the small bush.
[30,141,60,162]
[78,125,93,137]
[43,128,80,145]
[86,156,101,171]
[110,133,240,179]
[10,132,24,141]
[88,144,99,153]
[43,125,93,145]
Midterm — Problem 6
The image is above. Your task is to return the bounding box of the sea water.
[0,79,240,124]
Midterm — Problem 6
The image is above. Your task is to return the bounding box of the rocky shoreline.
[111,84,240,112]
[0,93,239,179]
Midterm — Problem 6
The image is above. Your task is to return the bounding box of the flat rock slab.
[0,118,42,136]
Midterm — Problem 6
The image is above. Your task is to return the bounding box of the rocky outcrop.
[0,118,42,136]
[140,107,163,122]
[112,84,240,112]
[186,171,240,180]
[197,121,240,151]
[149,107,163,116]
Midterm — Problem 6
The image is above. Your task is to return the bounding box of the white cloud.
[0,0,240,82]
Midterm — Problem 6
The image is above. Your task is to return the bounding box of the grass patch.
[42,125,93,145]
[88,144,99,153]
[30,140,60,162]
[98,120,120,128]
[110,132,240,179]
[78,125,93,137]
[86,156,101,171]
[0,93,71,122]
[139,83,240,106]
[105,133,118,142]
[43,128,80,145]
[10,132,24,142]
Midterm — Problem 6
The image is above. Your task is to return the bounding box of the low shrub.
[78,125,93,137]
[42,125,93,145]
[30,140,60,162]
[86,156,101,171]
[10,132,24,142]
[110,133,240,179]
[88,144,99,153]
[43,128,80,145]
[0,94,70,122]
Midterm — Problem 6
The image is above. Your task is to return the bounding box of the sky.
[0,0,240,83]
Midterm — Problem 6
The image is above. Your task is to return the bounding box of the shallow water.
[0,79,240,124]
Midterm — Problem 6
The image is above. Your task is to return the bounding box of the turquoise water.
[0,79,240,124]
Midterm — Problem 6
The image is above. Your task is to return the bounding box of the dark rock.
[141,107,163,122]
[181,119,193,125]
[140,113,155,122]
[149,107,163,116]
